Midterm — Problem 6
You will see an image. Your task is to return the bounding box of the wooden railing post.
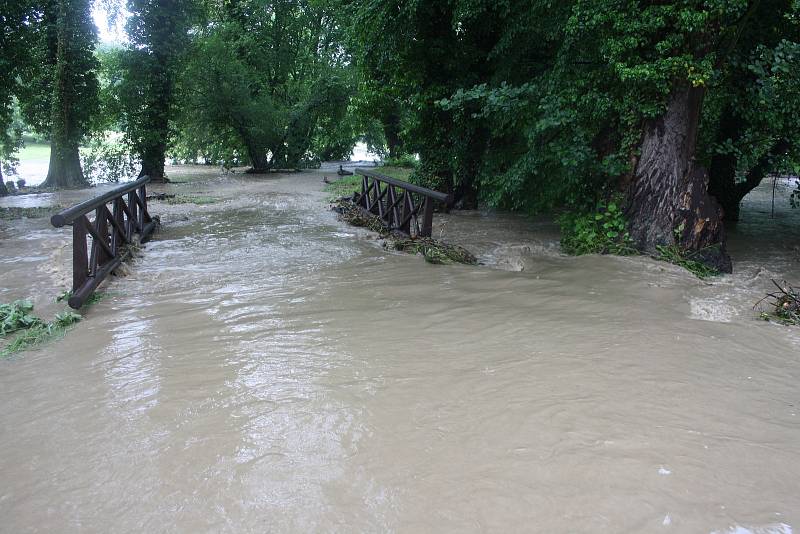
[421,198,434,237]
[72,216,89,292]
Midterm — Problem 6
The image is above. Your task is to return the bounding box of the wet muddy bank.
[1,166,798,533]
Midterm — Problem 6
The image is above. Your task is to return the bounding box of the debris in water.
[332,199,477,265]
[754,280,800,326]
[391,237,477,265]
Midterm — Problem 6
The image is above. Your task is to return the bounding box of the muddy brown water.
[1,167,799,533]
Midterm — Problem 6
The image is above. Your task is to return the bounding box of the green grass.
[324,175,362,200]
[162,195,219,205]
[16,142,50,162]
[655,244,720,279]
[323,166,416,201]
[0,207,60,219]
[374,165,414,181]
[1,311,81,357]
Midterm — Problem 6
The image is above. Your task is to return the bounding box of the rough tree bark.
[43,143,86,188]
[626,86,732,272]
[139,144,168,182]
[0,167,8,196]
[244,142,270,173]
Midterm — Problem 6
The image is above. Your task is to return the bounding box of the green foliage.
[174,1,354,171]
[0,300,44,336]
[559,198,634,256]
[0,299,82,357]
[117,0,194,178]
[382,155,418,169]
[333,0,799,219]
[0,0,38,175]
[80,136,137,183]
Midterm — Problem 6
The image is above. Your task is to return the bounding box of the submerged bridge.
[51,176,156,309]
[52,169,451,308]
[351,168,451,238]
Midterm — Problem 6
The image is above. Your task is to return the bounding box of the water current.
[1,167,798,533]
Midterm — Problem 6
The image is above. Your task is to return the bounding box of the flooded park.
[1,166,798,533]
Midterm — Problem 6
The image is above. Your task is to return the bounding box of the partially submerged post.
[51,176,157,309]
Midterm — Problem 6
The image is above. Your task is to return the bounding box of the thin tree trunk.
[709,138,790,221]
[0,167,8,196]
[626,86,732,272]
[383,112,403,159]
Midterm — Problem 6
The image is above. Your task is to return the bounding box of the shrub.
[559,197,635,256]
[382,154,419,169]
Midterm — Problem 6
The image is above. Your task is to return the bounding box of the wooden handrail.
[51,175,152,227]
[355,168,451,203]
[51,176,157,309]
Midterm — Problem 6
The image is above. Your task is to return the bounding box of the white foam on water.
[690,298,737,322]
[711,523,792,534]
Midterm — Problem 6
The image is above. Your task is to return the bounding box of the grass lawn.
[324,165,416,200]
[16,142,50,162]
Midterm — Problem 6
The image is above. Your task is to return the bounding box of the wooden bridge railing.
[51,176,157,309]
[353,168,451,238]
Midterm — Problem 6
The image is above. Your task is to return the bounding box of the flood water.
[1,168,799,533]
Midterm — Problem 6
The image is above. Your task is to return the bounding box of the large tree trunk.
[139,145,168,182]
[0,167,8,196]
[138,54,171,183]
[43,142,86,188]
[42,0,89,190]
[383,112,403,159]
[626,86,732,272]
[452,128,486,210]
[245,142,270,173]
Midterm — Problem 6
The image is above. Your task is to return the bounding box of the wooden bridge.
[51,176,156,309]
[352,168,451,238]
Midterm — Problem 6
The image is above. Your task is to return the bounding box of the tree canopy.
[1,0,797,268]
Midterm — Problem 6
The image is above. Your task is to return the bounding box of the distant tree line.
[1,0,798,269]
